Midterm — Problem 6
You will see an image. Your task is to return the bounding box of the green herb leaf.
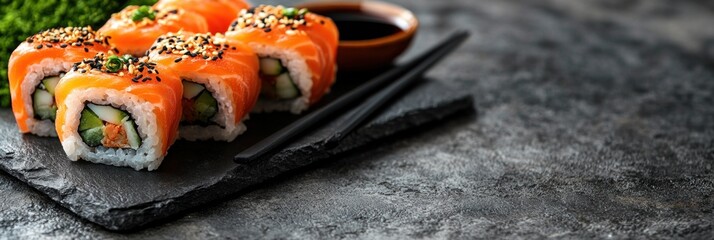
[132,5,156,22]
[283,8,298,18]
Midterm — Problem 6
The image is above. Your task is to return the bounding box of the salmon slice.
[225,5,339,105]
[8,26,113,134]
[99,5,209,56]
[155,0,251,33]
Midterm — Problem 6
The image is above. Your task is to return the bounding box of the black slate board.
[0,74,472,231]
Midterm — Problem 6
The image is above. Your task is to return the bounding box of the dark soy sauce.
[320,11,403,41]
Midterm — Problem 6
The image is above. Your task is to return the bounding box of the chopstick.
[322,31,470,148]
[234,30,471,163]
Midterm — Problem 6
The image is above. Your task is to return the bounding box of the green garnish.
[283,8,308,19]
[105,55,123,73]
[298,8,309,16]
[282,8,298,18]
[121,54,133,63]
[131,5,156,22]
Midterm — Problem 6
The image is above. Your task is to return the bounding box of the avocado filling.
[181,80,218,125]
[259,58,300,100]
[78,104,142,150]
[32,73,64,121]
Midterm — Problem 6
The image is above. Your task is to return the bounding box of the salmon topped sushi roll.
[154,0,251,34]
[54,53,183,171]
[8,26,114,136]
[99,5,209,56]
[148,31,260,141]
[225,5,339,114]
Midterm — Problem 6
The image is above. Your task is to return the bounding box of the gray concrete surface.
[1,0,714,238]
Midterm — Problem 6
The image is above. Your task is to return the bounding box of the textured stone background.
[2,0,714,238]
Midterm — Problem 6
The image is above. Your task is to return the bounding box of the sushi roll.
[154,0,251,34]
[148,32,260,141]
[8,27,114,136]
[225,5,339,114]
[99,5,209,56]
[54,53,182,171]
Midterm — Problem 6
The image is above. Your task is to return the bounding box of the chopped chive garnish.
[105,55,123,73]
[283,8,298,18]
[132,6,156,22]
[298,8,309,16]
[121,54,133,63]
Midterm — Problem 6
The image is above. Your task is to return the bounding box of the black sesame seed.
[60,43,68,48]
[45,44,53,48]
[84,48,89,52]
[156,76,161,82]
[36,45,43,49]
[143,77,151,82]
[264,28,272,33]
[174,58,182,63]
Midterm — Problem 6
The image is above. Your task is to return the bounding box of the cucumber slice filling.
[182,81,205,99]
[181,81,218,125]
[123,120,142,149]
[33,89,56,120]
[80,127,104,147]
[274,73,299,99]
[258,58,300,100]
[260,58,284,76]
[79,105,141,150]
[32,74,63,121]
[194,90,218,123]
[87,103,127,125]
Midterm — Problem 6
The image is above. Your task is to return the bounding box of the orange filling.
[101,123,130,148]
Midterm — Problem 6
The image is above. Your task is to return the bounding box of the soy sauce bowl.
[298,1,419,71]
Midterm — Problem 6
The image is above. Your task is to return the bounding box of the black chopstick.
[322,31,470,148]
[234,30,471,163]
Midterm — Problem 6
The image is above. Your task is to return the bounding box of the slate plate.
[0,73,473,231]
